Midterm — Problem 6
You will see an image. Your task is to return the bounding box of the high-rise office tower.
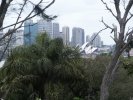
[90,33,102,47]
[24,19,38,45]
[14,30,24,47]
[0,30,3,58]
[9,30,24,48]
[37,19,53,38]
[0,30,3,38]
[71,27,85,47]
[62,26,70,45]
[53,23,60,38]
[86,35,90,43]
[0,30,3,46]
[8,33,16,51]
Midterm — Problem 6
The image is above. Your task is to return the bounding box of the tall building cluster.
[2,19,103,50]
[0,19,109,60]
[23,19,86,47]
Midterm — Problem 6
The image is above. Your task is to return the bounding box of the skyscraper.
[37,19,53,38]
[24,19,38,45]
[7,33,16,53]
[62,26,70,45]
[53,23,60,38]
[71,27,85,47]
[0,30,3,38]
[0,30,4,58]
[14,30,24,47]
[9,30,24,49]
[86,35,90,43]
[90,33,102,47]
[0,30,3,46]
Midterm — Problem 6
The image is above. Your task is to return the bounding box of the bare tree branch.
[101,18,119,43]
[124,27,133,41]
[0,0,13,28]
[101,18,113,30]
[89,27,108,45]
[123,0,133,22]
[100,0,133,100]
[126,12,133,23]
[114,0,121,21]
[0,0,55,61]
[101,0,117,19]
[0,0,55,42]
[121,29,133,52]
[0,0,28,61]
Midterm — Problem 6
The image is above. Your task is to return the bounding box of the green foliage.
[109,64,133,100]
[122,57,133,75]
[73,97,84,100]
[1,33,133,100]
[83,55,110,100]
[0,33,84,100]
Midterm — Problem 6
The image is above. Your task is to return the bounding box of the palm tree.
[0,33,84,100]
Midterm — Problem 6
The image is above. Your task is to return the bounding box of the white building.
[0,60,5,68]
[62,26,70,45]
[37,19,53,38]
[71,27,85,47]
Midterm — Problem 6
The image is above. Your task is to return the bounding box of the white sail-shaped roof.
[0,60,5,68]
[85,46,97,54]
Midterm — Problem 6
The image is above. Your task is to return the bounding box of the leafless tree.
[0,0,56,61]
[100,0,133,100]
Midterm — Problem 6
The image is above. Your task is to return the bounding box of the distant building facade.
[90,33,102,47]
[62,26,70,45]
[86,35,90,43]
[0,30,5,59]
[53,23,60,38]
[14,30,24,47]
[71,27,85,47]
[0,30,3,46]
[37,19,53,38]
[0,30,3,38]
[24,20,38,45]
[8,30,24,49]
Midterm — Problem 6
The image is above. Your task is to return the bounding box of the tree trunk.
[100,47,121,100]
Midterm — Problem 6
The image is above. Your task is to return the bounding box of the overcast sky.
[45,0,117,45]
[4,0,133,45]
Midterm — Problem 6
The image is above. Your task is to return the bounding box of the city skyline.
[12,19,106,48]
[40,0,118,45]
[3,0,122,45]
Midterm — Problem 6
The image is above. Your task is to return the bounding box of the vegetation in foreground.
[0,33,133,100]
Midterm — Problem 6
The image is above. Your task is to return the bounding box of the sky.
[45,0,116,45]
[4,0,133,45]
